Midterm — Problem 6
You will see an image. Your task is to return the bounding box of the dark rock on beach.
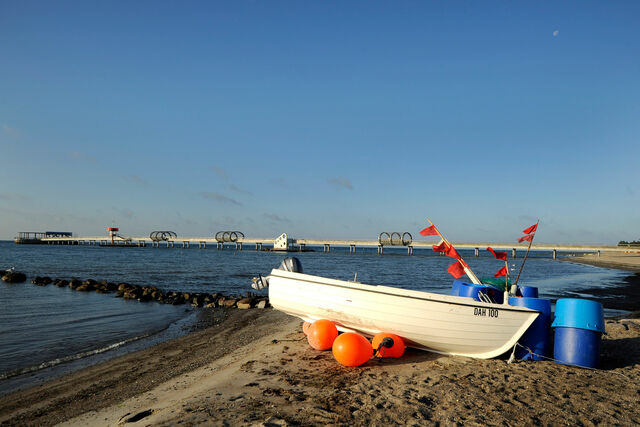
[31,276,52,286]
[236,297,255,309]
[55,279,69,287]
[2,271,27,283]
[222,298,238,308]
[123,286,143,300]
[118,283,133,292]
[16,273,270,313]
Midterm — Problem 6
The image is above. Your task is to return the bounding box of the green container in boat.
[481,277,511,292]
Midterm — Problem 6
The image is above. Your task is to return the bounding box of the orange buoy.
[302,321,312,335]
[332,332,373,367]
[306,319,338,350]
[372,333,405,358]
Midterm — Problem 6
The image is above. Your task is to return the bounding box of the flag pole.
[426,218,482,285]
[513,220,539,289]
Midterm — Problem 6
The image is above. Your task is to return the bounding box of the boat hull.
[268,269,539,359]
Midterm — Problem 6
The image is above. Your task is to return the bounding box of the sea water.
[0,240,629,393]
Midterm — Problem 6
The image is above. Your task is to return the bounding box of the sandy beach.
[563,251,640,273]
[1,302,639,426]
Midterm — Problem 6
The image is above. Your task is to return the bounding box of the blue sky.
[1,1,639,243]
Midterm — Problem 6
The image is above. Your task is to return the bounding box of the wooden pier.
[36,235,629,258]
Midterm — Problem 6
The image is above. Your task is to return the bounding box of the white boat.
[266,267,540,359]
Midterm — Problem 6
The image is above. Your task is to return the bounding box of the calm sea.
[0,240,629,394]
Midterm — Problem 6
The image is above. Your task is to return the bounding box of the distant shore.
[562,251,640,273]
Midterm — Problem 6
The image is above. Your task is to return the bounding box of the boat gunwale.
[269,269,541,313]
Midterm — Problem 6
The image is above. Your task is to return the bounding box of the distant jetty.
[14,231,73,244]
[15,229,627,258]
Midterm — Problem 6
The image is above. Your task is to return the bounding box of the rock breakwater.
[21,274,269,309]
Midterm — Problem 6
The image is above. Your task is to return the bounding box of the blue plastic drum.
[451,280,466,297]
[452,281,503,304]
[553,327,601,368]
[517,286,539,298]
[551,298,604,368]
[508,297,551,360]
[551,299,605,333]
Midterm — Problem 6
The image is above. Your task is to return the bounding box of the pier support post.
[474,247,479,257]
[552,249,557,260]
[350,244,356,254]
[597,250,600,257]
[235,242,242,251]
[324,244,330,253]
[300,243,306,251]
[512,248,517,258]
[408,246,413,256]
[377,245,383,255]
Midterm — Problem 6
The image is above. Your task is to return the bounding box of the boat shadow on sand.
[601,335,640,370]
[353,330,640,370]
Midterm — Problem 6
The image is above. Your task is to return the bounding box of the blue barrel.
[551,298,604,368]
[451,280,466,297]
[517,286,539,298]
[452,281,503,304]
[508,297,551,360]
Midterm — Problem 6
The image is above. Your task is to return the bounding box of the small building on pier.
[14,231,73,244]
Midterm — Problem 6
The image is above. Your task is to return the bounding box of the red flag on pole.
[523,223,538,234]
[447,261,465,278]
[420,225,438,236]
[517,234,534,243]
[494,265,508,277]
[432,240,449,253]
[446,246,462,260]
[486,246,507,261]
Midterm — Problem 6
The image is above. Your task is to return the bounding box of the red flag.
[420,225,438,236]
[494,265,508,277]
[447,261,465,278]
[432,240,449,253]
[487,246,507,261]
[446,246,461,260]
[523,223,538,234]
[517,234,534,243]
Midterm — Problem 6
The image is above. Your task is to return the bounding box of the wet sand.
[1,306,639,426]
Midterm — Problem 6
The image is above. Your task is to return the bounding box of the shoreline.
[0,308,290,425]
[561,252,640,273]
[560,253,640,313]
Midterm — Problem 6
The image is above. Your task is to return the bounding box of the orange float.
[302,321,312,335]
[332,332,372,366]
[306,319,338,350]
[372,333,405,358]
